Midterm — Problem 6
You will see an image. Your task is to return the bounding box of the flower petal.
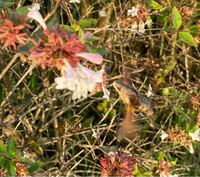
[188,143,194,154]
[76,52,103,65]
[27,3,47,30]
[102,85,110,100]
[189,128,200,141]
[160,130,168,141]
[55,77,68,89]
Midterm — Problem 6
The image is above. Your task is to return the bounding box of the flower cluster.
[118,4,151,34]
[29,27,86,69]
[161,125,200,154]
[191,95,200,111]
[55,61,109,99]
[161,127,194,153]
[16,163,28,176]
[100,151,136,177]
[26,3,109,100]
[0,18,28,49]
[0,3,109,100]
[158,160,178,177]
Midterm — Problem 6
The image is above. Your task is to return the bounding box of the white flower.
[127,6,139,17]
[99,9,107,17]
[92,128,100,139]
[145,18,153,27]
[160,173,179,177]
[160,130,168,141]
[138,20,145,34]
[102,84,110,100]
[146,84,154,97]
[27,3,47,30]
[189,128,200,141]
[55,61,109,100]
[170,175,178,177]
[131,22,138,32]
[69,0,80,3]
[188,143,194,154]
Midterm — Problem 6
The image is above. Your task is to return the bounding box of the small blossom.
[55,61,107,100]
[188,143,194,154]
[160,130,168,141]
[145,18,152,27]
[146,84,154,97]
[99,9,107,17]
[138,20,145,34]
[27,3,47,30]
[159,160,170,177]
[169,175,178,177]
[102,84,110,100]
[127,6,139,17]
[69,0,80,3]
[16,163,28,176]
[100,151,136,177]
[189,128,200,141]
[159,160,179,177]
[131,22,138,32]
[92,129,100,139]
[167,126,194,154]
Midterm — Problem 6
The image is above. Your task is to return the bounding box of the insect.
[113,80,154,139]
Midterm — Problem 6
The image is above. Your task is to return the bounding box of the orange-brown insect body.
[114,80,153,139]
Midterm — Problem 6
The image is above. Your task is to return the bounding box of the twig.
[0,53,19,80]
[0,63,36,107]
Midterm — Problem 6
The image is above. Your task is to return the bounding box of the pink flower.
[76,52,103,65]
[0,19,27,49]
[28,26,104,70]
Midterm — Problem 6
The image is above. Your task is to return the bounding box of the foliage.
[0,0,199,176]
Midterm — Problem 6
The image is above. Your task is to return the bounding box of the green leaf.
[28,161,44,173]
[178,31,197,47]
[18,42,34,54]
[0,1,15,9]
[7,138,16,158]
[189,25,200,34]
[172,6,182,29]
[5,160,16,176]
[157,152,165,160]
[15,5,31,16]
[0,141,6,153]
[79,18,97,28]
[63,25,77,33]
[47,14,59,28]
[148,0,163,9]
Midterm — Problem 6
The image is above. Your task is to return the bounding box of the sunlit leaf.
[157,152,165,160]
[108,109,116,119]
[189,25,200,34]
[5,160,16,176]
[28,161,44,173]
[0,141,6,153]
[79,18,97,28]
[178,31,197,47]
[7,138,16,158]
[172,6,182,29]
[28,140,43,155]
[148,0,163,9]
